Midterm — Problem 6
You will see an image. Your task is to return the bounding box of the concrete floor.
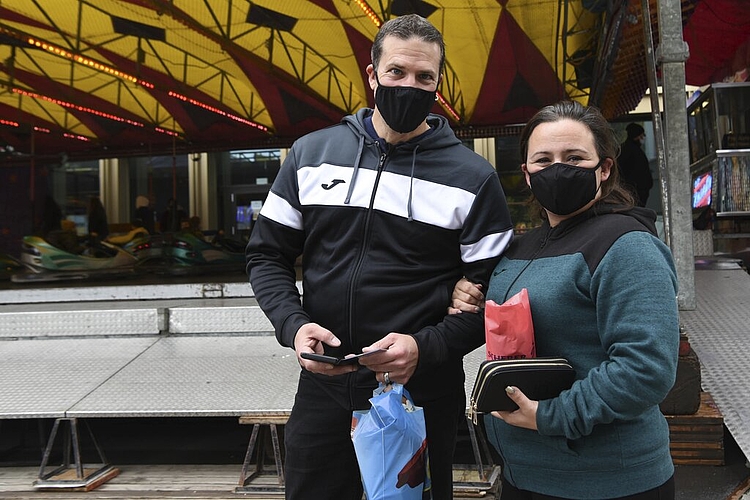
[674,427,750,499]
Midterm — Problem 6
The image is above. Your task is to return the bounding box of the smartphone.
[301,349,386,366]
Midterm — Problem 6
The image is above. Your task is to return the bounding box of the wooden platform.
[665,392,725,466]
[0,464,498,499]
[0,464,250,499]
[34,466,121,492]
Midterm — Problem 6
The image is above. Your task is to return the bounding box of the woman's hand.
[491,386,538,430]
[448,277,485,314]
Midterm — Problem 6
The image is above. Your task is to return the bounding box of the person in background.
[87,196,109,243]
[246,14,513,500]
[38,195,63,239]
[160,198,187,233]
[133,195,155,234]
[451,101,679,500]
[618,122,653,207]
[187,215,205,240]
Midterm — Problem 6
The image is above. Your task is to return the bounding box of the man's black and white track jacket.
[246,108,514,402]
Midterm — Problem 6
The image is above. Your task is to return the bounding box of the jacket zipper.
[346,148,388,407]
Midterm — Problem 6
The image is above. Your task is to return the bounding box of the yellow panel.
[228,1,369,112]
[119,3,273,127]
[0,0,610,150]
[0,89,95,138]
[2,0,274,130]
[505,0,600,100]
[332,0,382,40]
[6,46,182,134]
[425,1,504,121]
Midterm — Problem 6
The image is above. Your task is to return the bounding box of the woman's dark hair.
[40,195,62,236]
[519,100,635,209]
[371,14,445,76]
[87,196,105,214]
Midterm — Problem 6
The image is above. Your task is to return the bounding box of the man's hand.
[295,323,357,376]
[491,386,539,430]
[359,333,419,385]
[448,277,485,314]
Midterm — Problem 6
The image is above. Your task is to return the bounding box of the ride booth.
[687,82,750,269]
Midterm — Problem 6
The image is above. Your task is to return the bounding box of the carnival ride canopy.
[0,0,747,162]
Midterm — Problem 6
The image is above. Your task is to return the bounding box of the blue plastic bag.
[352,383,431,500]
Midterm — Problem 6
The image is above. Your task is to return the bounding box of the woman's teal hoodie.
[484,204,679,499]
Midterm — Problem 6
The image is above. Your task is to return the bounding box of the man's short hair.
[626,123,645,140]
[371,14,445,76]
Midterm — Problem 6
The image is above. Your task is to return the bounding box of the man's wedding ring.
[384,372,391,385]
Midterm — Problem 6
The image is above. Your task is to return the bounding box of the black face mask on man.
[528,159,605,216]
[374,74,436,133]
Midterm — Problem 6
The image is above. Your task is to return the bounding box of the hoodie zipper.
[500,224,553,303]
[346,148,388,407]
[487,225,553,487]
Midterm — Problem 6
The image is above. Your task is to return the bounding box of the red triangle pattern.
[471,8,564,126]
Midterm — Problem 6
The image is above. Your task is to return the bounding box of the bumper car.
[158,231,246,275]
[0,253,23,280]
[106,227,167,265]
[11,235,138,283]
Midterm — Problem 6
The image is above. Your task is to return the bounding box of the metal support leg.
[466,414,487,481]
[236,414,288,494]
[269,423,285,484]
[34,418,119,491]
[238,423,262,486]
[452,413,502,497]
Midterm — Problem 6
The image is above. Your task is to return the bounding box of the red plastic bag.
[484,288,536,360]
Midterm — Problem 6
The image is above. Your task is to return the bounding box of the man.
[133,195,155,234]
[246,14,513,500]
[618,123,654,207]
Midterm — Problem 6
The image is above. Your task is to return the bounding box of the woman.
[87,196,109,241]
[453,101,679,499]
[87,196,109,250]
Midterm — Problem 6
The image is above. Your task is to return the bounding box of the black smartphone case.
[469,358,576,417]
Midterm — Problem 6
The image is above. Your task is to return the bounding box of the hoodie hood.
[548,203,659,239]
[341,108,464,220]
[510,202,664,281]
[594,204,658,236]
[342,108,462,151]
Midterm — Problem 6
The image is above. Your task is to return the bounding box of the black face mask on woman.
[374,74,436,133]
[528,159,604,216]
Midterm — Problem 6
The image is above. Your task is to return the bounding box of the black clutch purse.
[469,358,575,422]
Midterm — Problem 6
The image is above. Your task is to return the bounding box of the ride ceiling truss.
[556,0,605,103]
[0,0,623,161]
